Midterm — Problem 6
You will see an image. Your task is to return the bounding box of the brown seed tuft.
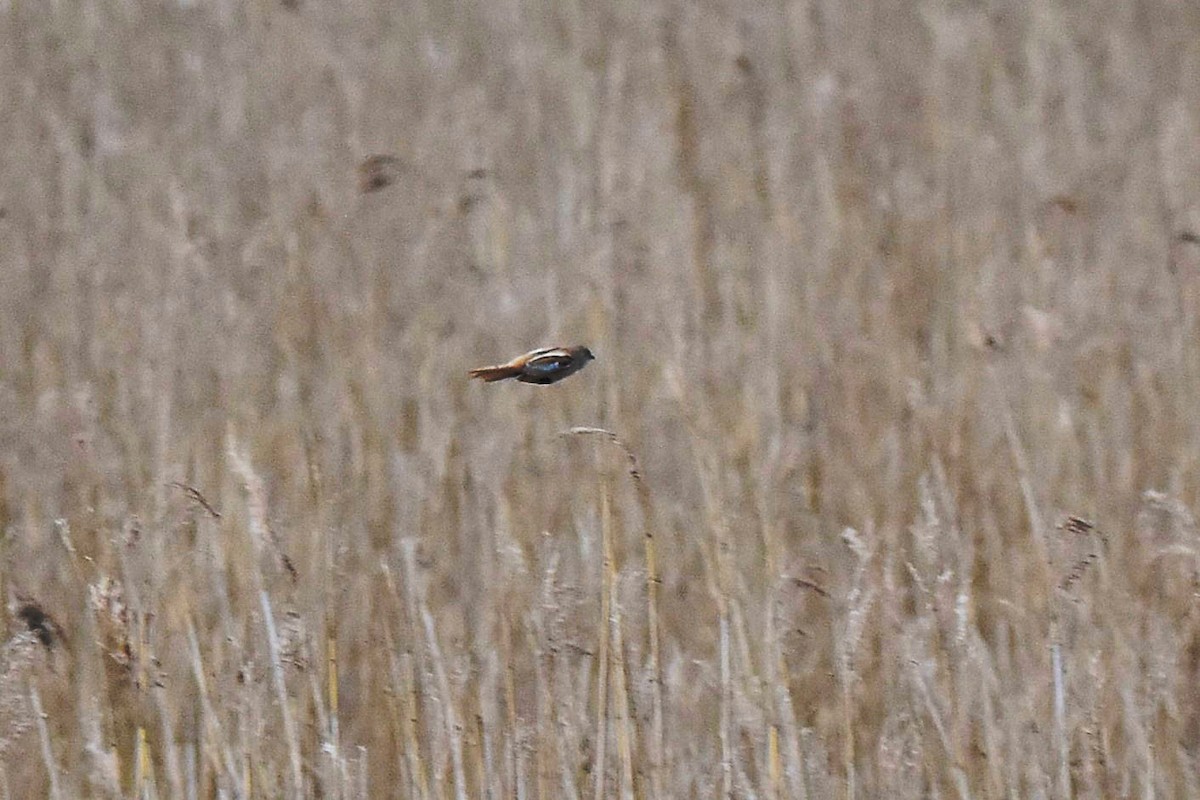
[15,601,61,650]
[358,155,405,193]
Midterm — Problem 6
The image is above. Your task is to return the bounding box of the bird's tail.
[468,364,522,382]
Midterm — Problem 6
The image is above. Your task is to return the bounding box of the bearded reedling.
[469,346,595,385]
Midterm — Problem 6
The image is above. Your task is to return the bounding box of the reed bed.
[1,0,1200,796]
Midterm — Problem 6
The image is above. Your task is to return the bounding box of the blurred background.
[1,0,1200,797]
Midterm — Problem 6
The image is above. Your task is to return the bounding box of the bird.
[469,346,595,385]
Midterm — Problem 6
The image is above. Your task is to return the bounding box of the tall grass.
[1,0,1200,796]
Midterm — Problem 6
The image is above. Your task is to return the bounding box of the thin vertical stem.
[259,591,304,795]
[30,685,61,800]
[592,490,613,800]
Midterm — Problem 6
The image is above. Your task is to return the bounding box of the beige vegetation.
[1,0,1200,797]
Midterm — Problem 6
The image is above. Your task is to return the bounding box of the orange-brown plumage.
[469,346,595,385]
[467,363,524,382]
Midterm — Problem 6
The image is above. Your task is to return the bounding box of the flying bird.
[469,346,595,385]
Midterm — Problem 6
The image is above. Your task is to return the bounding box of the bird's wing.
[524,350,574,373]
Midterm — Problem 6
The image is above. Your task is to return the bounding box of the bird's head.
[578,346,595,361]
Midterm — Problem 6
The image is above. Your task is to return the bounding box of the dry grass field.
[2,0,1200,797]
